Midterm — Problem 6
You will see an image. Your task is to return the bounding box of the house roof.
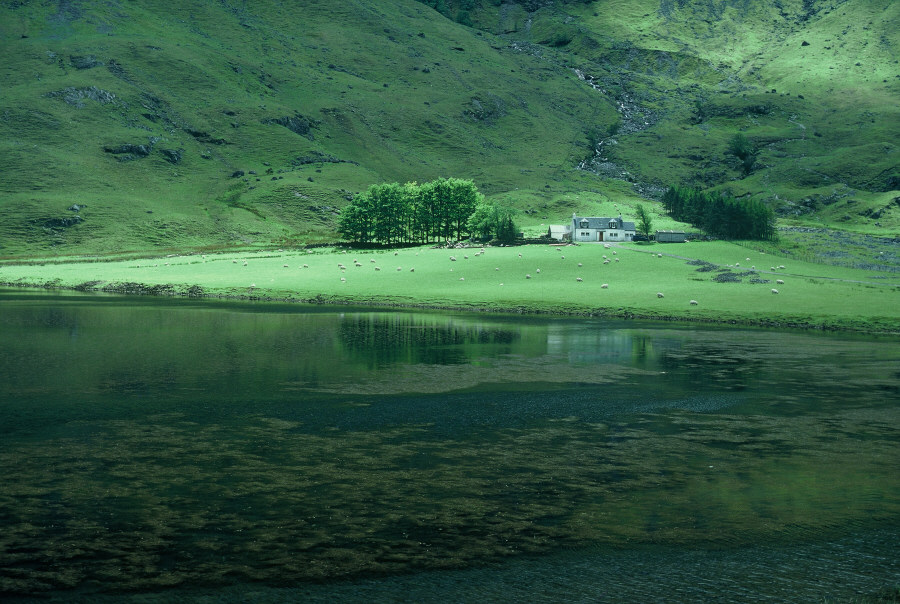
[574,216,636,231]
[548,225,569,234]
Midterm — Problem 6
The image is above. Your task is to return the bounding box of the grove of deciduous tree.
[338,178,487,245]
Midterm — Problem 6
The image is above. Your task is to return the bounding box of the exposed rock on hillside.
[45,86,117,108]
[262,114,319,139]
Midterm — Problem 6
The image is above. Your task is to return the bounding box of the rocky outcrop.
[262,113,318,139]
[45,86,117,108]
[104,137,158,161]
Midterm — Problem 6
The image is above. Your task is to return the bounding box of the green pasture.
[2,241,897,332]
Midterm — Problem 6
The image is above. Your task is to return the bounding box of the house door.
[598,232,604,242]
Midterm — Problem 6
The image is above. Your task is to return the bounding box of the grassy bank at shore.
[2,241,898,333]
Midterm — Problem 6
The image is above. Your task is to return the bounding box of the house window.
[609,221,617,229]
[579,219,589,229]
[580,231,590,237]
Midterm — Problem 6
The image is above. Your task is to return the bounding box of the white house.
[571,213,636,243]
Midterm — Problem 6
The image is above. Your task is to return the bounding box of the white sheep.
[615,258,619,262]
[657,292,665,298]
[450,256,457,262]
[303,264,308,268]
[232,259,237,264]
[578,263,583,267]
[576,277,583,282]
[604,260,610,265]
[601,283,608,289]
[776,279,784,284]
[526,274,532,279]
[371,259,376,263]
[771,288,779,294]
[536,268,541,273]
[410,268,415,272]
[690,300,698,305]
[283,264,289,268]
[561,256,565,260]
[341,277,346,282]
[459,277,465,281]
[394,252,399,256]
[397,267,402,271]
[375,267,381,271]
[657,253,662,258]
[464,255,469,259]
[495,267,499,271]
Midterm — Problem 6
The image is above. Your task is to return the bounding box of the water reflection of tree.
[338,314,521,367]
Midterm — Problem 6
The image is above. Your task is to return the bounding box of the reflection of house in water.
[546,325,686,369]
[546,326,637,363]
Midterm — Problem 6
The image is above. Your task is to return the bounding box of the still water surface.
[1,289,898,602]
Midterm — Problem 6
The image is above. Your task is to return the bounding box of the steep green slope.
[464,0,899,231]
[0,0,897,258]
[0,0,613,254]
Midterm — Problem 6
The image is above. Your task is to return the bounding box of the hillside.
[0,0,897,257]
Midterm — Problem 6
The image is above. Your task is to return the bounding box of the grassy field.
[2,240,897,333]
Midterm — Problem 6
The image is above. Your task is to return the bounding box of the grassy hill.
[0,0,897,258]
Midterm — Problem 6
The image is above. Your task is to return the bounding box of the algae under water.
[0,289,897,602]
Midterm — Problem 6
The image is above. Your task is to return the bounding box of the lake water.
[1,289,898,602]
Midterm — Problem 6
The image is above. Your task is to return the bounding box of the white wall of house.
[571,214,636,242]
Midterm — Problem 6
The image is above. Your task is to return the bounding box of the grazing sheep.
[283,264,289,268]
[232,259,237,264]
[459,277,465,281]
[561,256,565,260]
[341,277,346,282]
[746,257,750,261]
[450,256,457,261]
[250,283,256,288]
[615,258,619,262]
[735,262,740,267]
[536,268,541,273]
[371,259,376,263]
[397,267,402,271]
[526,274,532,279]
[394,252,399,256]
[690,300,698,305]
[495,267,499,271]
[776,279,784,284]
[612,251,617,255]
[576,277,583,282]
[657,253,662,258]
[375,267,381,271]
[771,288,779,294]
[601,283,608,289]
[603,255,607,259]
[302,264,308,268]
[578,263,583,267]
[409,267,415,272]
[518,253,522,258]
[657,292,665,298]
[604,260,610,265]
[464,255,469,259]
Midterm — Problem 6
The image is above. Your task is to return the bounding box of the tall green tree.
[634,204,653,238]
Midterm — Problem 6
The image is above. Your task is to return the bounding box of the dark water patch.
[0,291,897,600]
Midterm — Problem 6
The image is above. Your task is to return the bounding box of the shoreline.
[3,279,897,336]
